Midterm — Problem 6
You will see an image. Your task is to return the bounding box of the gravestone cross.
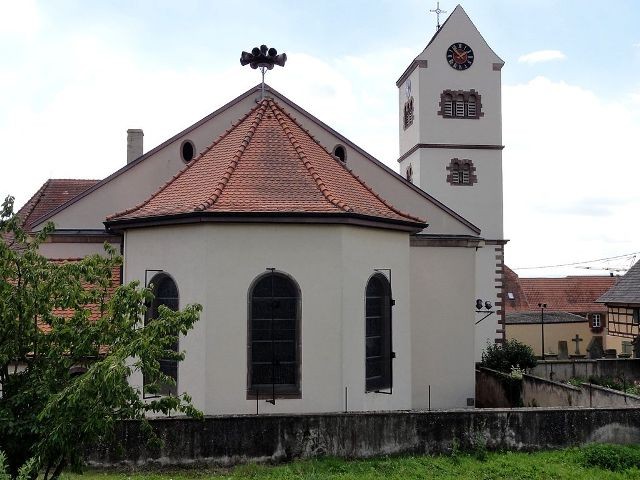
[572,334,583,355]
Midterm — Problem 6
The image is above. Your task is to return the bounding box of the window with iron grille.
[248,271,301,397]
[144,273,179,396]
[446,158,477,186]
[365,273,393,392]
[438,89,483,119]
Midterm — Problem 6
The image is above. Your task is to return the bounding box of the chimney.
[127,129,144,164]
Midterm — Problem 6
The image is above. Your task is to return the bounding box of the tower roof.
[106,98,426,232]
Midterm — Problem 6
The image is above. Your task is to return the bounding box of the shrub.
[580,443,640,471]
[480,340,537,373]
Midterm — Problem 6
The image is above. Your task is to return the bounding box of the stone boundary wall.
[86,408,640,468]
[530,359,640,382]
[521,373,582,407]
[476,367,640,408]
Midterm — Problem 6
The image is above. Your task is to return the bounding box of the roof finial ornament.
[429,1,447,30]
[240,45,287,101]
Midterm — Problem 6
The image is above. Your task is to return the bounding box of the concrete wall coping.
[581,382,640,401]
[523,373,582,392]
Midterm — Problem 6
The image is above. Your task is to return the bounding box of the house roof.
[18,179,99,231]
[45,261,121,332]
[106,98,426,232]
[505,311,588,325]
[597,260,640,305]
[504,267,616,314]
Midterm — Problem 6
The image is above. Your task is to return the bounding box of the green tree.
[0,196,202,479]
[480,339,537,373]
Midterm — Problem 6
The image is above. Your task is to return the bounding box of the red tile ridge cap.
[196,100,269,212]
[269,99,351,213]
[271,98,426,224]
[107,102,265,221]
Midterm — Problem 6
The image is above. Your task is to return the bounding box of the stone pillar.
[127,129,144,164]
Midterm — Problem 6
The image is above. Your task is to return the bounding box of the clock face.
[446,43,474,70]
[405,79,412,99]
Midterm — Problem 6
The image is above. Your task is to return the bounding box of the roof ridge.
[195,100,269,212]
[269,100,351,213]
[108,101,265,221]
[271,98,424,224]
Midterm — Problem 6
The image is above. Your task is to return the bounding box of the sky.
[1,0,639,277]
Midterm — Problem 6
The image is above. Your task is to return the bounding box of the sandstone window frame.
[438,89,483,119]
[446,158,477,186]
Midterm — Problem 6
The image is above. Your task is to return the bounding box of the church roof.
[17,179,99,231]
[597,260,640,305]
[106,98,426,232]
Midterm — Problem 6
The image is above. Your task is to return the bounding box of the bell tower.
[398,5,506,357]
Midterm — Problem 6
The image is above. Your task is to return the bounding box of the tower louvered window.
[403,97,414,130]
[439,90,483,119]
[447,158,477,186]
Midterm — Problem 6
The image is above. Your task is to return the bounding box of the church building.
[18,5,505,413]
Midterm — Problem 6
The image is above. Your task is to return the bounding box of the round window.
[181,140,195,163]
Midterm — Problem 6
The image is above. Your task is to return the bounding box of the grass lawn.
[63,445,640,480]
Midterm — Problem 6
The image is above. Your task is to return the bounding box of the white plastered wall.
[409,245,476,409]
[124,223,412,415]
[38,241,119,259]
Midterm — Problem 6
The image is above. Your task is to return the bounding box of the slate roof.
[504,266,616,314]
[107,98,426,231]
[597,260,640,305]
[17,179,99,231]
[505,311,588,325]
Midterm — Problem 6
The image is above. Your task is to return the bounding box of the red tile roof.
[108,99,425,230]
[505,267,617,315]
[18,179,99,231]
[44,261,121,332]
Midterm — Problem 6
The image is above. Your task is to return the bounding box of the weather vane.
[240,45,287,100]
[429,1,447,30]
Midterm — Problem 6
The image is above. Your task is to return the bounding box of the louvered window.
[447,158,476,186]
[439,90,482,119]
[455,97,465,117]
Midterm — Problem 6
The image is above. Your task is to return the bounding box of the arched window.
[248,271,301,397]
[406,164,413,183]
[365,273,393,392]
[145,273,179,396]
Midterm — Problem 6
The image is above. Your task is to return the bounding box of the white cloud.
[0,0,42,37]
[634,43,640,48]
[518,50,566,64]
[503,76,640,275]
